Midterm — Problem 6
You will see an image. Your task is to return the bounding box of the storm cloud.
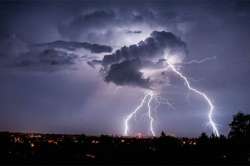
[97,31,187,88]
[105,59,150,88]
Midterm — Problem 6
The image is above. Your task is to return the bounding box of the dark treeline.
[0,112,249,164]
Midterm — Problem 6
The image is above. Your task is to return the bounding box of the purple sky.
[0,0,250,137]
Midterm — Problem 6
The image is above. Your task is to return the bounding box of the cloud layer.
[35,40,112,53]
[0,34,112,70]
[57,9,164,47]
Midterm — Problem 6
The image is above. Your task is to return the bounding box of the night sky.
[0,0,250,137]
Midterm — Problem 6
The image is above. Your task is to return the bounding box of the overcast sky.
[0,0,250,137]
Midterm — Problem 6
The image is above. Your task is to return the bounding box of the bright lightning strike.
[124,91,156,136]
[123,54,219,137]
[155,95,175,110]
[185,56,216,64]
[166,59,220,137]
[147,93,155,136]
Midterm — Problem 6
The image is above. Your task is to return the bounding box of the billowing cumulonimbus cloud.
[95,31,187,88]
[105,59,150,88]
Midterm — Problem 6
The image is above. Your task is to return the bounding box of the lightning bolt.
[155,95,175,110]
[185,56,216,64]
[147,93,155,136]
[123,55,219,137]
[166,60,220,137]
[124,91,156,136]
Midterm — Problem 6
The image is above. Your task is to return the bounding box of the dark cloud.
[105,60,150,88]
[97,31,187,88]
[15,49,77,67]
[0,34,112,70]
[102,31,186,65]
[34,40,112,53]
[0,35,78,69]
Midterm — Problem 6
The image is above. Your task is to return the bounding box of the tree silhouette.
[229,112,250,141]
[198,132,209,145]
[160,131,166,137]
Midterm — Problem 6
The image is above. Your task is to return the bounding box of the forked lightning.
[123,55,220,137]
[124,91,156,136]
[166,59,220,137]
